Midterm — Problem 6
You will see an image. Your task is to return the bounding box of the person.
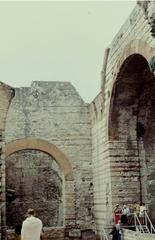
[113,204,122,224]
[139,203,146,225]
[121,205,130,225]
[116,220,122,240]
[133,201,140,216]
[21,209,43,240]
[126,204,132,225]
[109,220,121,240]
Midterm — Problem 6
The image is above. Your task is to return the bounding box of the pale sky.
[0,1,136,102]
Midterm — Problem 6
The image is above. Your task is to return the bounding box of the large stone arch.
[107,39,155,136]
[5,138,75,227]
[5,138,73,181]
[107,39,155,223]
[109,53,150,140]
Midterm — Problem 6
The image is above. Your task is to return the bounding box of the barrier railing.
[145,212,155,234]
[94,212,155,240]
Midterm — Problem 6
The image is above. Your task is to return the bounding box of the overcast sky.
[0,1,136,102]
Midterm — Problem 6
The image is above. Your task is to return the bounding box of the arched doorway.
[5,138,74,228]
[109,53,155,223]
[6,150,63,227]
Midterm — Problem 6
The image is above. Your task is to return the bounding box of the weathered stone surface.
[90,0,155,233]
[69,229,81,237]
[0,83,15,240]
[5,81,93,232]
[7,227,65,240]
[1,1,155,240]
[6,150,63,227]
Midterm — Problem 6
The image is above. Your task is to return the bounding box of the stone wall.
[7,227,96,240]
[0,83,14,240]
[91,0,155,232]
[5,81,93,236]
[2,1,155,239]
[7,227,65,240]
[90,93,112,231]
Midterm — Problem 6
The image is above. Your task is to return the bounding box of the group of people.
[14,203,147,240]
[113,202,146,225]
[109,202,147,240]
[15,209,43,240]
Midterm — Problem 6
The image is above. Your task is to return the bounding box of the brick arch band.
[113,39,155,80]
[5,138,73,181]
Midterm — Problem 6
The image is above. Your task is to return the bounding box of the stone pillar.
[0,83,14,240]
[65,180,76,226]
[100,48,110,94]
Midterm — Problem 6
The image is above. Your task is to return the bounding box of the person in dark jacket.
[109,221,121,240]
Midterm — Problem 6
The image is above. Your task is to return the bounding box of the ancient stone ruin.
[0,1,155,240]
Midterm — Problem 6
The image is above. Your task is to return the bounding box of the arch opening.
[6,149,64,228]
[5,138,74,229]
[109,54,151,141]
[109,53,155,223]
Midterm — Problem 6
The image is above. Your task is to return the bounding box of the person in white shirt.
[21,209,43,240]
[139,203,146,225]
